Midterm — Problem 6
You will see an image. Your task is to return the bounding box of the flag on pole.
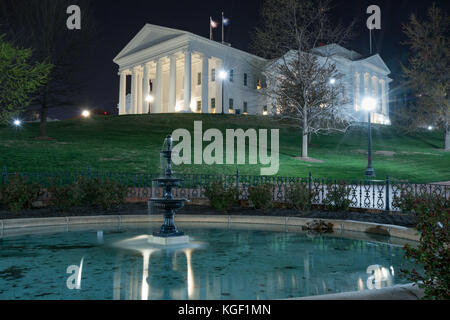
[221,12,230,44]
[210,17,218,40]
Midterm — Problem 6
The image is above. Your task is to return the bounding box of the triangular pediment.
[361,54,391,74]
[114,24,186,62]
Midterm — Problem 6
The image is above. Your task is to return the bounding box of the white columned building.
[114,24,392,124]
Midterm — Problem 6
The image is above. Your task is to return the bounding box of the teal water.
[0,223,417,300]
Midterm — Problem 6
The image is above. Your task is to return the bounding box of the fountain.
[147,134,189,245]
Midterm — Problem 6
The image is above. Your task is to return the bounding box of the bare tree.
[402,4,450,150]
[0,0,95,139]
[251,0,355,158]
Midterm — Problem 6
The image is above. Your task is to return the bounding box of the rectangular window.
[263,105,268,115]
[244,73,248,86]
[229,69,234,82]
[197,72,201,86]
[211,98,216,109]
[243,102,248,114]
[229,98,234,111]
[197,100,201,112]
[211,69,216,82]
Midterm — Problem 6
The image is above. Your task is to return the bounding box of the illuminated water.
[0,223,418,300]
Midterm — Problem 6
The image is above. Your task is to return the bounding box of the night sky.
[58,0,449,119]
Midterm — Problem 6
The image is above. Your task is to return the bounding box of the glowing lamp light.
[145,95,154,103]
[329,78,336,85]
[13,119,22,126]
[263,111,268,116]
[362,97,376,111]
[428,125,434,131]
[175,104,182,112]
[81,110,91,118]
[219,70,228,80]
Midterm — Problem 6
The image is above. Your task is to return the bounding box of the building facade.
[114,24,392,124]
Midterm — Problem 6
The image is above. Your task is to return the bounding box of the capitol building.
[114,24,392,124]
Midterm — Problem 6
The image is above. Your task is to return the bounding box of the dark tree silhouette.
[0,0,96,138]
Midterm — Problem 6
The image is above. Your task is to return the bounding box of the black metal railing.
[1,166,449,212]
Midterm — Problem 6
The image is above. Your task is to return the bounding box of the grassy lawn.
[0,114,448,183]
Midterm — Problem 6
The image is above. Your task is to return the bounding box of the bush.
[0,175,42,213]
[400,196,450,300]
[323,182,352,211]
[285,183,316,212]
[73,177,128,210]
[48,183,77,212]
[393,188,449,214]
[248,184,273,210]
[204,181,238,212]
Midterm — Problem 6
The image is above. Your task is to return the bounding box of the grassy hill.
[0,114,449,183]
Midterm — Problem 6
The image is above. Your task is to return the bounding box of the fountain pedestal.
[148,135,189,246]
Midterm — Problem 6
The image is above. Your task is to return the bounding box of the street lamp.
[13,119,22,127]
[145,95,154,103]
[81,110,91,118]
[362,97,376,178]
[219,70,228,115]
[329,78,336,85]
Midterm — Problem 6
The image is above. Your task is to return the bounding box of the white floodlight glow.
[219,70,228,80]
[82,110,91,118]
[329,78,336,85]
[145,95,154,103]
[13,119,22,126]
[428,125,434,131]
[362,97,376,111]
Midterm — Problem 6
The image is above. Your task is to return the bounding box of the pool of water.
[0,222,417,300]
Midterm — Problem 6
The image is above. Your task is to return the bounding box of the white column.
[215,59,223,113]
[118,71,127,115]
[137,69,143,114]
[201,55,209,114]
[131,68,138,114]
[143,63,150,114]
[168,55,177,113]
[184,51,192,112]
[155,59,163,113]
[380,79,387,115]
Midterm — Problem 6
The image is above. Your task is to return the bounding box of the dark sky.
[58,0,449,119]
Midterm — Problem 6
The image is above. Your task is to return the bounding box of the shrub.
[204,181,238,212]
[73,177,128,210]
[248,184,273,210]
[393,188,449,214]
[323,182,352,211]
[48,184,77,211]
[285,182,316,212]
[400,196,450,300]
[0,175,42,213]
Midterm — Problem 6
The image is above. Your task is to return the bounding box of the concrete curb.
[0,214,420,241]
[290,283,424,300]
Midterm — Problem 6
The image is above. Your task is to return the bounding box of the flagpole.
[222,11,224,44]
[210,17,213,40]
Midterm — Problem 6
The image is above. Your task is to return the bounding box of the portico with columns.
[114,24,267,116]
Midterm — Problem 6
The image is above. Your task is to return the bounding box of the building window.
[211,69,216,82]
[197,72,202,86]
[263,105,268,115]
[229,98,234,112]
[229,69,234,82]
[197,100,201,112]
[243,102,248,114]
[244,73,248,86]
[211,98,216,109]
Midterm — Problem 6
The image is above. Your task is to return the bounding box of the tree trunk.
[39,87,48,138]
[445,124,450,151]
[302,116,308,158]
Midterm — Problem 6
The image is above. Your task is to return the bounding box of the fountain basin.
[149,198,187,210]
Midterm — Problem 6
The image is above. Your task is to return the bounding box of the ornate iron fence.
[1,166,449,212]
